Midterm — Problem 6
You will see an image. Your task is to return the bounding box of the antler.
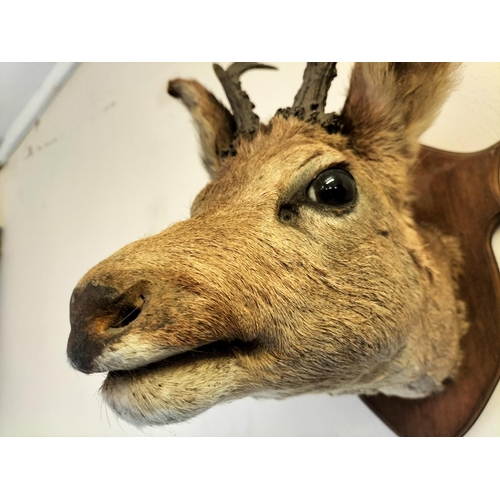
[278,62,342,134]
[293,62,337,119]
[213,63,276,138]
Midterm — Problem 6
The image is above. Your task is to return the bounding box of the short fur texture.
[67,63,468,427]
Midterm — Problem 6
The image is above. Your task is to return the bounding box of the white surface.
[0,63,56,144]
[0,63,78,167]
[0,62,499,436]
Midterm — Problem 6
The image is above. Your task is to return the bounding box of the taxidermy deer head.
[67,62,469,429]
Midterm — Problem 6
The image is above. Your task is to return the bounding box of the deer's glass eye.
[307,169,356,206]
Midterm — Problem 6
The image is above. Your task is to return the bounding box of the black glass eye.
[307,168,356,206]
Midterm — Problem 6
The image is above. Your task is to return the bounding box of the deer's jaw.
[100,340,259,427]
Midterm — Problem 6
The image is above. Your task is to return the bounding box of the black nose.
[67,281,147,373]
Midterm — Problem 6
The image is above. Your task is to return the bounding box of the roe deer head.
[67,62,467,427]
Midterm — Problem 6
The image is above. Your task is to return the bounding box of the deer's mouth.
[105,338,259,378]
[100,336,262,427]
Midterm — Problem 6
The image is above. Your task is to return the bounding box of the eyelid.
[311,161,352,180]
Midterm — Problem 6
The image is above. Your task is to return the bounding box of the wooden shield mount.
[362,142,500,437]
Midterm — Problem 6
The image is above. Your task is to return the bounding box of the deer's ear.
[341,63,459,158]
[168,79,236,178]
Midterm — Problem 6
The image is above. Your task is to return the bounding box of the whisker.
[409,151,429,175]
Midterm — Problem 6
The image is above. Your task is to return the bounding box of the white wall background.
[0,62,499,437]
[0,63,57,145]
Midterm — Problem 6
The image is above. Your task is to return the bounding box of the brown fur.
[67,63,468,427]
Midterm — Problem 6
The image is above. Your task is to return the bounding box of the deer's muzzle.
[67,280,148,373]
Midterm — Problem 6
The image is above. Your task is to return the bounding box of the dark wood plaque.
[362,142,500,437]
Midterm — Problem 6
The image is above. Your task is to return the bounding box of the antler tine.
[277,62,342,134]
[213,62,277,138]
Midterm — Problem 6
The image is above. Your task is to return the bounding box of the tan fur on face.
[69,63,467,427]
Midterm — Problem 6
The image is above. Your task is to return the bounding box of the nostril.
[68,282,149,373]
[111,295,145,328]
[70,281,149,336]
